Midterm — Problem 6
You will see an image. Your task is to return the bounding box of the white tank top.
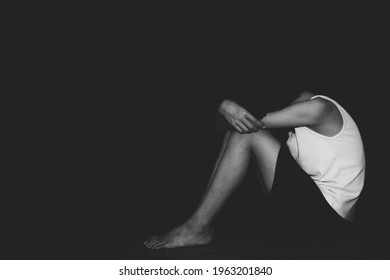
[286,95,365,221]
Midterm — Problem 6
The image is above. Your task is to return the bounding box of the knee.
[248,129,280,151]
[229,128,272,141]
[229,129,278,154]
[228,130,254,147]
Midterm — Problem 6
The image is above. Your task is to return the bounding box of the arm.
[260,97,333,129]
[217,92,336,133]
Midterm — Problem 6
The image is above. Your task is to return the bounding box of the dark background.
[4,2,390,259]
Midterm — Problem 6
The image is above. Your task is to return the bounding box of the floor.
[1,192,388,260]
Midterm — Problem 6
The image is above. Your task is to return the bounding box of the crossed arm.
[218,92,334,134]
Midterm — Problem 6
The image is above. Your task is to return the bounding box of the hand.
[218,100,265,134]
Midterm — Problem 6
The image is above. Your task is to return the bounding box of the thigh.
[249,129,282,193]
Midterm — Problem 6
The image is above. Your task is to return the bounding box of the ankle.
[185,217,211,233]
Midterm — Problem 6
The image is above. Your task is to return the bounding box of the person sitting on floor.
[144,91,365,249]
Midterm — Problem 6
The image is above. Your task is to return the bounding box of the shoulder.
[311,96,333,109]
[292,92,332,111]
[307,96,343,132]
[299,97,333,119]
[310,96,339,116]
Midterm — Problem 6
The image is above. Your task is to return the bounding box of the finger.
[234,124,244,134]
[245,113,265,129]
[236,122,249,134]
[242,118,258,132]
[249,119,265,130]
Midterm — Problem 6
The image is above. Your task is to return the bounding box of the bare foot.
[143,223,214,249]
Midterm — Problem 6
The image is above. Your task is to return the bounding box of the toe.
[155,244,165,250]
[144,237,158,247]
[143,241,152,248]
[151,238,169,249]
[144,240,156,249]
[147,240,161,249]
[143,240,151,248]
[150,241,165,249]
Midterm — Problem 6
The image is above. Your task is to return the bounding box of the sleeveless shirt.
[286,95,365,221]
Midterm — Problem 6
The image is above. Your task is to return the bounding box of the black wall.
[4,2,390,258]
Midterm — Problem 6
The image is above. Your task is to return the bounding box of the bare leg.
[144,129,281,249]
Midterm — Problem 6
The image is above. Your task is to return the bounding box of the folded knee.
[228,130,254,147]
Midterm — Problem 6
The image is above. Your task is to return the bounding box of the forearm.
[259,97,330,129]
